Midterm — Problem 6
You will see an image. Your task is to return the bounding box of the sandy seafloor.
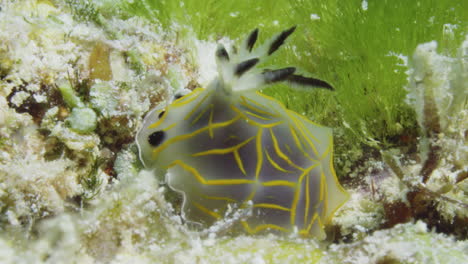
[0,1,467,263]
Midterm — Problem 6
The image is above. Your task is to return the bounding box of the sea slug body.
[137,27,349,238]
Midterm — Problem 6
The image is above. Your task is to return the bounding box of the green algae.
[57,79,85,108]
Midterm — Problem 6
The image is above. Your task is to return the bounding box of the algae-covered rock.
[66,107,97,133]
[41,107,100,151]
[324,221,468,264]
[332,190,385,240]
[0,153,82,226]
[404,37,468,222]
[89,81,119,117]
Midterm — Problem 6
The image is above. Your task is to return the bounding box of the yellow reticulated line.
[170,88,203,107]
[150,90,201,128]
[153,115,241,159]
[191,136,255,156]
[241,95,280,117]
[149,89,205,129]
[290,183,301,227]
[323,175,328,221]
[233,150,246,175]
[290,109,324,127]
[208,104,214,138]
[201,195,237,203]
[148,109,168,129]
[244,189,257,207]
[288,111,320,158]
[291,163,320,226]
[296,118,322,158]
[226,134,240,141]
[253,119,283,128]
[269,128,304,171]
[190,133,253,176]
[162,123,177,131]
[168,160,206,184]
[305,212,319,233]
[264,147,293,173]
[251,224,289,233]
[325,134,350,223]
[245,110,273,121]
[319,169,325,202]
[240,95,280,117]
[254,91,288,116]
[184,90,213,121]
[288,110,322,138]
[304,170,310,226]
[231,104,283,128]
[261,180,296,188]
[241,220,254,234]
[284,143,293,154]
[240,96,277,115]
[289,125,307,156]
[241,220,288,234]
[193,202,221,219]
[322,169,328,221]
[255,128,263,179]
[253,203,291,211]
[207,179,256,185]
[320,143,331,161]
[289,125,317,162]
[168,160,255,186]
[298,229,310,237]
[191,103,212,126]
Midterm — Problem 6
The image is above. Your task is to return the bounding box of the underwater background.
[0,0,466,263]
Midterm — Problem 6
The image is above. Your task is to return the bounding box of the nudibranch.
[136,27,349,238]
